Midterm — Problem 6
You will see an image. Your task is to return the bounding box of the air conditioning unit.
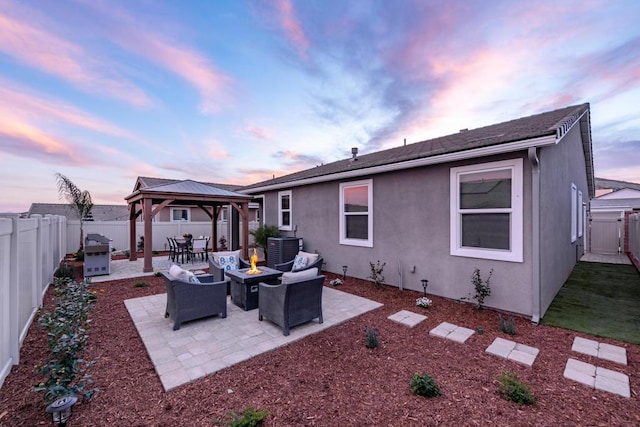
[267,237,301,268]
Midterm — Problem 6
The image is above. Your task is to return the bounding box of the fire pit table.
[225,267,283,311]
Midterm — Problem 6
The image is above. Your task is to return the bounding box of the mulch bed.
[0,262,638,426]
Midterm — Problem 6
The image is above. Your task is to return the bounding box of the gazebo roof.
[125,179,252,204]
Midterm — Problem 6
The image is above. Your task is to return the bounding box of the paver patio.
[125,287,383,391]
[485,337,540,367]
[429,321,475,343]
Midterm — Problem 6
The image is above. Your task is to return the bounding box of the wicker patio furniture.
[258,268,325,336]
[274,251,323,273]
[161,271,227,330]
[208,251,250,282]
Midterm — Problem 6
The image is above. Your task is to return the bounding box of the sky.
[1,0,639,213]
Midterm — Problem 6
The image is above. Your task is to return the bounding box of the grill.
[83,233,112,277]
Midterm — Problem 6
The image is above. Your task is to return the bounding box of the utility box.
[84,233,112,277]
[267,237,301,268]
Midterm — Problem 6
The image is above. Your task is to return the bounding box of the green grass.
[542,262,640,344]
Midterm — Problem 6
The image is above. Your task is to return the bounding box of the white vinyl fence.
[0,214,66,389]
[66,220,260,254]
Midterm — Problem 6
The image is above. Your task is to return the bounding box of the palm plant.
[249,225,281,259]
[55,173,93,251]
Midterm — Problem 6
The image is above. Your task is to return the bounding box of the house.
[240,103,594,321]
[589,178,640,254]
[28,203,129,221]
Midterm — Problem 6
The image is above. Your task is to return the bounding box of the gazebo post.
[241,203,249,260]
[143,198,153,273]
[129,202,137,261]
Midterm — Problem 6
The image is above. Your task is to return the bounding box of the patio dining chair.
[190,238,208,262]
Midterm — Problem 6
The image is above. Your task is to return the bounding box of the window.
[571,184,577,242]
[578,190,583,238]
[450,159,523,262]
[171,208,190,222]
[278,190,292,231]
[339,179,373,247]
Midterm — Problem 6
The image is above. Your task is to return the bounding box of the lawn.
[542,261,640,344]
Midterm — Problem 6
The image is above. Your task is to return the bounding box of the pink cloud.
[243,125,271,140]
[0,2,152,107]
[274,0,310,60]
[78,1,234,114]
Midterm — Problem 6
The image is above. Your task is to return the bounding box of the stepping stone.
[571,337,627,365]
[485,338,539,367]
[429,322,474,343]
[387,310,427,328]
[563,359,631,398]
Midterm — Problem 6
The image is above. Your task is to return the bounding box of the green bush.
[134,281,149,288]
[53,264,75,281]
[219,406,269,427]
[35,279,98,403]
[74,249,84,262]
[497,371,536,405]
[364,325,380,349]
[249,225,281,258]
[499,314,517,335]
[410,372,441,398]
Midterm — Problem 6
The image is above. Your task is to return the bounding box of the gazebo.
[124,179,253,273]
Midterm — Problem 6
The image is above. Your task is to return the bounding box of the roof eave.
[240,134,558,194]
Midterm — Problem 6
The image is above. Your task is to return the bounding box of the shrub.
[53,264,75,281]
[497,371,536,405]
[368,260,386,288]
[476,326,485,335]
[364,326,380,349]
[416,297,432,308]
[499,314,517,335]
[329,278,343,286]
[74,249,84,262]
[410,372,442,398]
[35,279,98,403]
[249,225,281,258]
[465,268,493,309]
[134,281,149,288]
[219,406,269,427]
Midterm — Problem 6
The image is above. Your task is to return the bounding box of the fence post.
[8,216,19,366]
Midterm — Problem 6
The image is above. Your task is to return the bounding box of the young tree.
[55,173,93,251]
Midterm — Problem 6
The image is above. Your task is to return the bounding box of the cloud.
[78,0,235,114]
[272,150,324,166]
[0,1,152,106]
[242,125,272,140]
[273,0,310,61]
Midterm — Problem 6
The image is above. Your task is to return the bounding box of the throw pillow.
[281,267,319,284]
[292,254,309,272]
[213,250,241,272]
[298,250,319,264]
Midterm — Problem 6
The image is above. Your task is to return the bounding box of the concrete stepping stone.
[387,310,427,328]
[429,322,474,343]
[564,358,630,398]
[485,337,539,367]
[571,337,627,365]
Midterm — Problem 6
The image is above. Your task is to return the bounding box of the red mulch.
[1,262,638,426]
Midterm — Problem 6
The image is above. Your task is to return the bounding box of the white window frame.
[171,207,190,222]
[578,190,583,238]
[450,158,523,262]
[339,179,373,247]
[571,184,577,242]
[278,190,292,231]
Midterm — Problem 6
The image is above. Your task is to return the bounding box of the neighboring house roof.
[134,176,240,192]
[596,188,640,200]
[28,203,129,221]
[595,177,640,192]
[591,197,640,211]
[240,103,593,196]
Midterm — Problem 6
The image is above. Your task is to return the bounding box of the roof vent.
[459,128,469,133]
[351,147,358,161]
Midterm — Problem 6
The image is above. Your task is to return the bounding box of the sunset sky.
[1,0,639,212]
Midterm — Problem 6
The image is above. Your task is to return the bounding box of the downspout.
[528,147,541,324]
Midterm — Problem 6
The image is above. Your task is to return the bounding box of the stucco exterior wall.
[258,151,535,316]
[538,124,589,315]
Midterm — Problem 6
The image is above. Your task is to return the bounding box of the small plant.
[152,250,159,255]
[134,281,149,288]
[182,233,193,239]
[499,314,517,335]
[464,268,493,309]
[53,264,75,280]
[364,325,380,349]
[123,250,130,258]
[35,278,98,403]
[74,249,84,262]
[219,406,269,427]
[497,371,536,405]
[416,297,432,308]
[219,235,228,250]
[329,278,343,286]
[476,326,485,335]
[368,260,386,288]
[410,372,442,398]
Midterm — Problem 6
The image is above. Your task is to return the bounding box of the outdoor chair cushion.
[169,265,200,283]
[281,267,319,284]
[275,252,323,273]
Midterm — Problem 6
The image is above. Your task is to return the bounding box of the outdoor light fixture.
[342,265,348,280]
[46,395,77,426]
[421,279,429,297]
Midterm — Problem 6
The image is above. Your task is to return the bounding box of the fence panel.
[589,218,623,254]
[0,215,66,389]
[629,213,640,270]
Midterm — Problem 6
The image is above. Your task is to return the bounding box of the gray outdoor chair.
[274,255,324,273]
[258,272,325,336]
[208,253,250,294]
[161,272,227,330]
